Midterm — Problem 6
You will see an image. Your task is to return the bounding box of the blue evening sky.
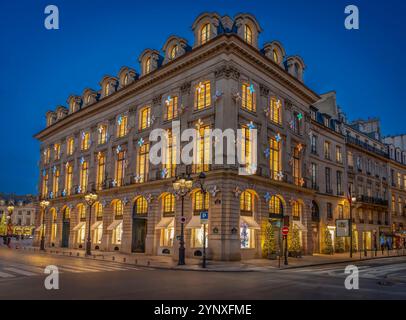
[0,0,405,194]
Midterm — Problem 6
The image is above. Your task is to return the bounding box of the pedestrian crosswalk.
[0,261,145,280]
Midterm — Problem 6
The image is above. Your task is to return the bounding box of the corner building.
[34,13,406,261]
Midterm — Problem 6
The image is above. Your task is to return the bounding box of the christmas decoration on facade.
[165,96,172,106]
[209,185,220,198]
[275,133,282,143]
[137,138,144,147]
[233,186,242,198]
[276,171,284,180]
[264,148,270,159]
[197,82,204,94]
[161,168,168,179]
[264,192,272,202]
[247,121,256,130]
[232,91,242,102]
[297,113,303,121]
[146,194,154,203]
[134,175,142,183]
[248,84,255,94]
[195,119,204,131]
[297,143,303,153]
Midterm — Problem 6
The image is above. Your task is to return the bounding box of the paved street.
[0,248,405,300]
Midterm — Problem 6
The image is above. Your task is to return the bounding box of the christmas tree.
[263,222,277,258]
[335,236,345,253]
[240,223,249,248]
[288,225,302,256]
[322,227,334,255]
[0,213,7,236]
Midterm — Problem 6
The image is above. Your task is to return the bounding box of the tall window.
[337,171,343,195]
[195,81,211,110]
[244,25,253,45]
[80,161,88,192]
[193,191,209,215]
[44,148,51,164]
[139,107,151,130]
[240,191,253,216]
[310,135,317,154]
[327,203,333,220]
[137,143,150,183]
[292,201,302,221]
[293,146,301,186]
[96,153,106,190]
[392,196,396,214]
[398,198,403,215]
[165,96,178,121]
[113,200,124,218]
[98,125,107,145]
[65,163,73,196]
[105,84,110,96]
[193,126,210,174]
[338,205,344,219]
[77,204,86,221]
[144,57,151,74]
[241,127,254,172]
[67,137,74,156]
[269,137,281,180]
[117,115,128,138]
[81,132,90,151]
[52,169,60,195]
[115,151,126,187]
[273,49,279,63]
[311,163,317,189]
[200,23,210,45]
[242,83,256,112]
[348,151,354,168]
[54,144,61,160]
[163,194,175,216]
[292,112,301,134]
[269,97,281,124]
[269,196,283,216]
[170,45,178,60]
[325,167,332,193]
[134,197,148,215]
[324,141,331,160]
[164,130,177,178]
[95,202,103,220]
[42,173,48,198]
[336,146,342,163]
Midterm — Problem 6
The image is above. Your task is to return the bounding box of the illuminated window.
[244,25,253,45]
[134,197,148,215]
[112,222,123,244]
[292,201,302,220]
[241,127,254,170]
[94,222,103,244]
[80,161,88,193]
[338,204,344,219]
[164,130,177,178]
[200,23,210,45]
[113,200,124,218]
[170,45,178,60]
[139,107,151,130]
[52,168,60,195]
[98,125,107,145]
[163,194,175,215]
[161,224,174,247]
[242,83,256,112]
[54,144,61,160]
[240,223,255,249]
[273,50,279,63]
[105,84,110,96]
[65,163,73,195]
[270,137,282,180]
[67,137,74,156]
[193,191,209,215]
[392,196,396,214]
[115,151,126,187]
[77,223,85,244]
[117,115,128,138]
[63,207,71,220]
[399,198,403,215]
[240,191,253,215]
[95,202,103,220]
[191,226,208,248]
[195,81,211,110]
[324,141,331,160]
[269,196,283,216]
[165,96,178,121]
[193,126,210,173]
[81,132,90,151]
[144,57,151,74]
[293,147,302,186]
[270,97,282,124]
[42,173,49,198]
[137,143,150,183]
[96,153,105,191]
[78,204,86,220]
[336,146,343,163]
[44,148,51,164]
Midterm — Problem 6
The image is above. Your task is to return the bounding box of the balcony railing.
[346,135,389,158]
[356,195,388,206]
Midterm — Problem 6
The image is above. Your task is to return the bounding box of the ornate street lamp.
[40,200,50,251]
[84,192,98,256]
[350,196,357,258]
[173,174,193,265]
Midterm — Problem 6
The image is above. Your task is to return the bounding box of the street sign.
[282,226,289,236]
[200,211,209,224]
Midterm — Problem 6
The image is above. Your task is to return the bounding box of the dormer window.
[200,24,210,45]
[273,50,279,64]
[105,84,110,97]
[170,45,179,60]
[244,25,253,45]
[145,58,151,74]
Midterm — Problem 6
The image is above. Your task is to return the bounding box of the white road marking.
[0,271,15,278]
[3,267,37,276]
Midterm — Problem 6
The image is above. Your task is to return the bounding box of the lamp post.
[173,174,193,266]
[40,200,50,251]
[84,192,98,256]
[350,196,356,258]
[197,172,207,269]
[6,205,14,246]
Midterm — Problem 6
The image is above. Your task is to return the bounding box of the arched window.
[200,23,210,45]
[244,25,253,45]
[170,45,179,60]
[144,57,151,74]
[105,84,110,96]
[269,196,283,216]
[95,202,103,220]
[292,201,302,221]
[77,204,86,221]
[50,209,57,243]
[163,194,175,216]
[113,200,124,218]
[134,197,148,215]
[240,191,254,216]
[63,207,70,220]
[273,49,279,64]
[193,191,209,215]
[312,201,320,221]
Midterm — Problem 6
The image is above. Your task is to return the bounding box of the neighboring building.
[0,194,38,236]
[34,12,406,261]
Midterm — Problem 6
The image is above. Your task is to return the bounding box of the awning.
[240,216,261,230]
[73,222,86,231]
[186,216,202,229]
[91,221,103,231]
[35,225,44,232]
[293,220,307,231]
[107,220,122,231]
[155,217,174,230]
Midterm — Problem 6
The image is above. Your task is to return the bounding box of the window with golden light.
[293,146,301,186]
[54,144,61,160]
[195,81,211,110]
[80,161,88,192]
[44,148,51,164]
[78,204,86,220]
[65,163,73,195]
[96,153,105,191]
[67,137,74,156]
[242,83,256,112]
[240,191,253,216]
[137,143,150,183]
[292,201,302,220]
[95,202,103,220]
[269,196,283,215]
[165,96,178,121]
[163,194,175,215]
[98,125,107,145]
[115,151,125,187]
[241,127,253,169]
[117,115,128,138]
[139,107,151,130]
[193,191,209,215]
[81,132,90,151]
[244,25,253,45]
[53,168,60,195]
[170,45,178,60]
[270,137,282,180]
[164,130,177,178]
[135,197,148,215]
[113,200,124,218]
[193,125,210,174]
[200,23,210,45]
[42,173,48,198]
[270,97,282,124]
[273,49,279,64]
[105,84,110,96]
[144,57,151,74]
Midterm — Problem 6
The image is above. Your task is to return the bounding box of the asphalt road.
[0,248,405,300]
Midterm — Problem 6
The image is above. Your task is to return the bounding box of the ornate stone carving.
[215,65,240,80]
[180,82,191,94]
[152,94,162,105]
[260,84,270,97]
